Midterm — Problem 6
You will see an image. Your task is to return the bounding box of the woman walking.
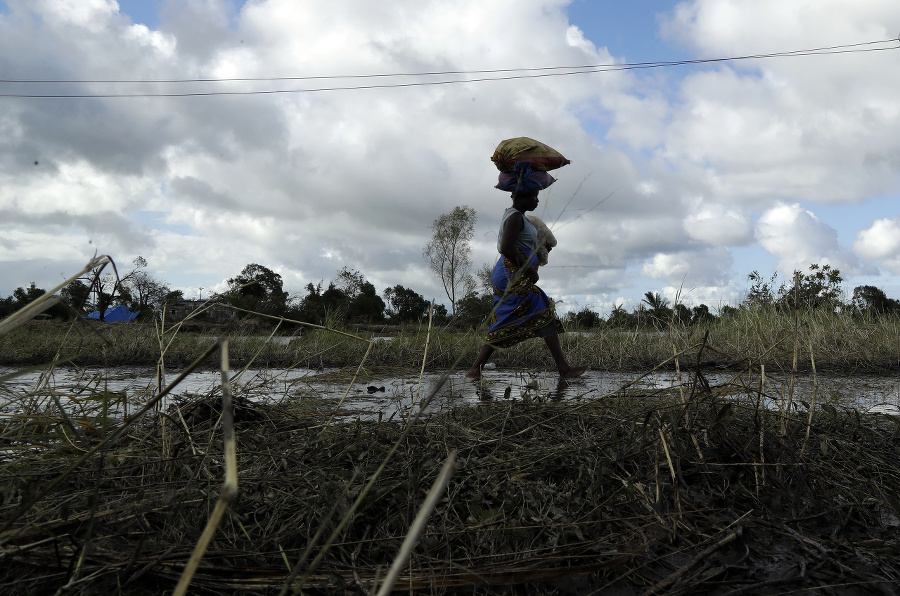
[466,161,586,380]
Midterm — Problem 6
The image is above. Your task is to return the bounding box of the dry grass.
[1,357,899,594]
[1,267,899,594]
[5,307,900,375]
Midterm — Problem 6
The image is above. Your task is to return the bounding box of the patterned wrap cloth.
[495,161,556,194]
[485,248,565,349]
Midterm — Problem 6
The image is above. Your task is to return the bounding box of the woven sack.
[491,137,570,172]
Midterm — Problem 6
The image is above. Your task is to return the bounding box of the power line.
[2,38,893,84]
[1,38,897,98]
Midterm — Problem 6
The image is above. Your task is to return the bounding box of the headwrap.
[495,161,556,195]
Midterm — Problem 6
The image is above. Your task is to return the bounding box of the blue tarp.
[85,305,140,322]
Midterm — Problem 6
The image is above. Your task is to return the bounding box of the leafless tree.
[423,205,477,316]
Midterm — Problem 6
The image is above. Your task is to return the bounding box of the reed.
[1,376,898,594]
[5,308,900,373]
[1,271,899,594]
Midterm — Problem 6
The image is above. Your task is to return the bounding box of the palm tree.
[641,291,671,328]
[607,304,632,328]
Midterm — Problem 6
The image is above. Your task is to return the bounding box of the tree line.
[3,257,899,329]
[0,259,441,327]
[0,256,180,322]
[563,264,900,331]
[4,204,900,328]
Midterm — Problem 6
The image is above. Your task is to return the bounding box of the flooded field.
[3,364,899,421]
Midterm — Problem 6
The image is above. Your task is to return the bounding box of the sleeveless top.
[497,207,538,257]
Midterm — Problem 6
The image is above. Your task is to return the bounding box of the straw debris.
[1,277,898,594]
[2,378,899,594]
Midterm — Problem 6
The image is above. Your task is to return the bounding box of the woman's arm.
[499,211,539,282]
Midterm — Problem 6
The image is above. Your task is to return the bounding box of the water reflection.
[469,376,579,403]
[2,365,899,421]
[549,378,573,401]
[470,381,496,402]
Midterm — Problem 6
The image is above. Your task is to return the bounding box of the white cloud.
[854,217,900,275]
[854,218,900,260]
[641,246,733,287]
[684,202,752,245]
[2,0,900,311]
[124,23,177,56]
[36,0,119,32]
[662,0,895,57]
[654,1,900,209]
[667,283,741,310]
[755,202,862,274]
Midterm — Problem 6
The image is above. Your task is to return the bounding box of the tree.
[476,262,494,296]
[296,282,330,325]
[384,285,429,323]
[90,275,116,321]
[673,303,692,327]
[327,268,384,323]
[851,285,900,316]
[776,264,843,311]
[423,205,477,316]
[0,283,71,320]
[61,280,91,311]
[690,304,717,325]
[566,307,601,329]
[164,289,185,303]
[0,283,45,318]
[0,295,12,319]
[335,267,365,297]
[718,304,739,319]
[641,291,672,328]
[347,281,385,323]
[744,264,844,312]
[120,257,171,317]
[12,283,46,308]
[455,290,494,329]
[744,270,778,308]
[87,256,157,320]
[296,269,385,326]
[225,263,289,315]
[607,304,634,328]
[431,303,449,323]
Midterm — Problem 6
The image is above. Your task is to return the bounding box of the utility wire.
[1,38,897,98]
[2,38,894,84]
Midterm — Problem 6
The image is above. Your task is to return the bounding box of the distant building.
[164,299,236,323]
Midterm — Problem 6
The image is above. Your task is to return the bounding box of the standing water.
[2,365,898,422]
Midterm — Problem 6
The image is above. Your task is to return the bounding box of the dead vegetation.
[1,360,899,595]
[1,264,899,594]
[6,305,900,375]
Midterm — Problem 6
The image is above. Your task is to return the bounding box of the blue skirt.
[485,250,564,348]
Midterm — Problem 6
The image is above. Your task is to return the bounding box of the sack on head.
[491,137,571,173]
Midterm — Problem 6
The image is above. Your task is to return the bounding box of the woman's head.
[512,190,539,212]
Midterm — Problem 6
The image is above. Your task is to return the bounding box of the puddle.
[2,364,899,422]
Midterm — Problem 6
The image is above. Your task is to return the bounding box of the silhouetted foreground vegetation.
[2,376,898,594]
[2,258,899,594]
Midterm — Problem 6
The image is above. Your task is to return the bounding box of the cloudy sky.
[2,0,899,315]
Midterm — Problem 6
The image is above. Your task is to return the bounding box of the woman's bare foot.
[559,365,587,378]
[465,367,482,379]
